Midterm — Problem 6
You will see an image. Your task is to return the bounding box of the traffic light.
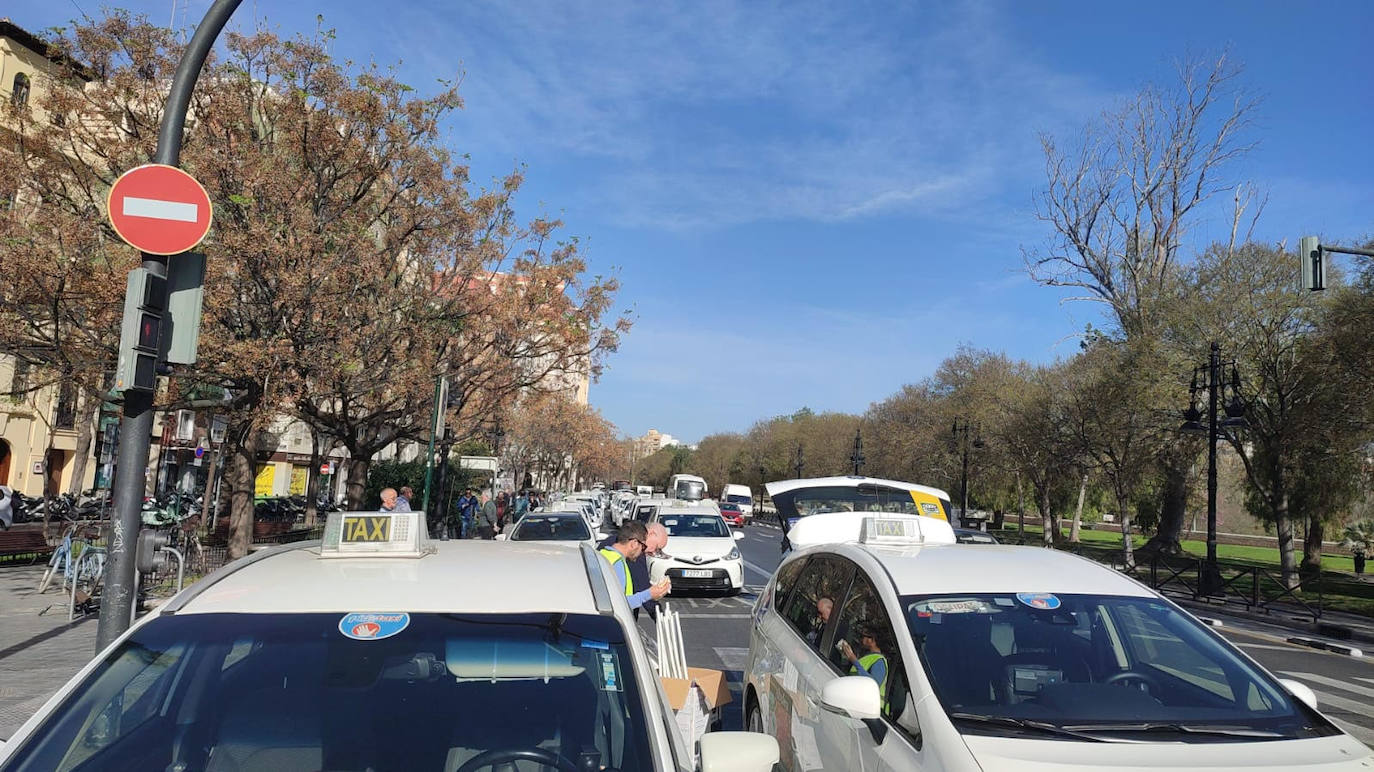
[136,528,171,574]
[1300,236,1325,292]
[164,252,206,365]
[114,268,167,392]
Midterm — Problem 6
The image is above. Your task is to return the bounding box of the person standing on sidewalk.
[455,489,475,538]
[477,489,498,540]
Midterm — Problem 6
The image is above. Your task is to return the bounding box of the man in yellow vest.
[839,623,889,711]
[599,521,671,610]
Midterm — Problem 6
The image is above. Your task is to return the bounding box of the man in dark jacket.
[599,522,668,621]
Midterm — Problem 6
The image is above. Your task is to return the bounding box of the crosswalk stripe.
[1308,689,1374,723]
[1279,672,1374,701]
[1329,717,1374,748]
[1235,643,1298,652]
[1358,677,1374,687]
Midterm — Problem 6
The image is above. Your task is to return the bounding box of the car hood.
[962,733,1372,772]
[655,536,737,561]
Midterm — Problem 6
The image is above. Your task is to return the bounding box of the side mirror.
[698,731,779,772]
[733,531,746,541]
[820,675,881,721]
[595,532,608,541]
[1279,678,1318,710]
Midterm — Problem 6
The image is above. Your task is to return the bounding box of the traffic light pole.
[97,0,244,651]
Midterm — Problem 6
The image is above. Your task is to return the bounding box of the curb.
[1176,598,1374,648]
[1285,636,1365,658]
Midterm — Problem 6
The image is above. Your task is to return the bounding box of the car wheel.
[746,697,764,733]
[726,585,742,597]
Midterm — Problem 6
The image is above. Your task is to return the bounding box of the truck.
[667,473,707,502]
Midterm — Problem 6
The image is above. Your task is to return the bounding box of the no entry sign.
[107,164,213,255]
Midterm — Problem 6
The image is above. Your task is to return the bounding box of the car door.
[764,553,856,771]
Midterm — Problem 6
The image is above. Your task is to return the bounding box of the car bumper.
[649,557,743,590]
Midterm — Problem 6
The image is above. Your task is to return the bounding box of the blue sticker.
[1015,593,1061,610]
[339,612,410,641]
[581,639,610,650]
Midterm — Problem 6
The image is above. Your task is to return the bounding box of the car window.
[779,555,855,653]
[657,515,728,538]
[828,573,904,722]
[512,516,591,541]
[772,557,807,611]
[7,613,658,772]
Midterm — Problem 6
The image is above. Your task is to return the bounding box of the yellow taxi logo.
[342,515,391,543]
[872,519,907,537]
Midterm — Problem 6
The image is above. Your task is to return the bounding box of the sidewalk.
[0,565,100,739]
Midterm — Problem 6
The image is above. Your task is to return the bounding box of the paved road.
[647,522,1374,747]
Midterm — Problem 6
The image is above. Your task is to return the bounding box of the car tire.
[726,585,742,597]
[746,697,764,733]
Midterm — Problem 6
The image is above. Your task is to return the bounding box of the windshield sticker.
[912,599,996,617]
[1015,592,1062,610]
[598,651,623,692]
[580,639,610,650]
[663,519,679,526]
[339,612,410,641]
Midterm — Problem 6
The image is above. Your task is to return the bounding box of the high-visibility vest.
[851,653,889,711]
[599,547,633,597]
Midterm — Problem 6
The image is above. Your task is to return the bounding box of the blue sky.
[14,0,1374,443]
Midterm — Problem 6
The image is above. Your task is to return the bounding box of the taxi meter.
[320,511,433,558]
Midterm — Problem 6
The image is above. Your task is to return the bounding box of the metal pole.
[98,0,244,652]
[421,375,445,513]
[1203,342,1221,595]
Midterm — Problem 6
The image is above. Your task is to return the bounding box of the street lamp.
[849,428,866,476]
[1180,341,1248,596]
[488,423,506,493]
[793,443,805,479]
[951,418,984,524]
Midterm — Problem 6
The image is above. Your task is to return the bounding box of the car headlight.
[727,547,740,561]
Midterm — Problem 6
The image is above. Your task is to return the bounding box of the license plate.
[681,569,712,578]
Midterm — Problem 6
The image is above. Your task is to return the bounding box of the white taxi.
[0,511,778,772]
[744,504,1372,771]
[648,503,746,595]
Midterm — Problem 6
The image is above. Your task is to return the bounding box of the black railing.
[1142,553,1323,622]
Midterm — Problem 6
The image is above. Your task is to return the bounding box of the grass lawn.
[992,524,1374,618]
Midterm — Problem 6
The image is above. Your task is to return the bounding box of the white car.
[499,511,604,548]
[0,511,778,772]
[648,506,745,595]
[744,505,1371,772]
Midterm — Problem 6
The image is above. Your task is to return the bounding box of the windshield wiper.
[1058,722,1285,739]
[949,713,1111,742]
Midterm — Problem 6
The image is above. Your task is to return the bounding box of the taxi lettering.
[342,515,391,542]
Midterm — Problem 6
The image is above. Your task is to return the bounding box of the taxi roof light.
[320,511,433,558]
[787,511,956,550]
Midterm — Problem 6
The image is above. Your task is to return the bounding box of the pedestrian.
[514,490,530,522]
[457,489,478,538]
[379,488,410,513]
[477,488,498,540]
[597,523,668,620]
[496,491,508,530]
[398,486,414,510]
[597,521,671,610]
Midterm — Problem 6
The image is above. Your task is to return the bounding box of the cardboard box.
[660,666,732,711]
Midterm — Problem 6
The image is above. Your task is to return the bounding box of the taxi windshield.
[903,593,1337,742]
[6,612,655,771]
[658,514,728,538]
[511,515,591,541]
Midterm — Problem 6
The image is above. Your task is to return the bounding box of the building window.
[11,73,30,108]
[11,360,30,397]
[55,382,77,430]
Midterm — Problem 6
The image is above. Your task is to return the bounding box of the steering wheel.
[1104,670,1160,693]
[454,747,582,772]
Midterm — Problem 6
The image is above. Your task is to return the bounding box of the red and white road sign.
[107,164,213,255]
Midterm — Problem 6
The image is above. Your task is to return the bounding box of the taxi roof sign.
[320,511,433,558]
[787,511,956,551]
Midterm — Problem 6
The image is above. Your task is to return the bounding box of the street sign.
[320,462,335,475]
[107,164,213,255]
[194,445,205,459]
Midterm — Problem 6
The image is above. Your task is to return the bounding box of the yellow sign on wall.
[289,466,308,496]
[255,465,275,497]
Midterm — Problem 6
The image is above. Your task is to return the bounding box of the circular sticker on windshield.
[1015,593,1061,610]
[339,612,410,640]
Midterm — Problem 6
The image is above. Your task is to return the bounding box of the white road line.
[123,196,198,223]
[1279,672,1374,701]
[674,612,754,619]
[1235,643,1301,652]
[1308,689,1374,722]
[1330,716,1374,748]
[1358,678,1374,687]
[743,559,775,580]
[713,646,750,671]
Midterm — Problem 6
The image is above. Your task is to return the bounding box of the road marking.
[122,196,198,223]
[1329,717,1374,747]
[1358,678,1374,687]
[1279,672,1374,701]
[714,646,750,671]
[674,612,754,619]
[744,559,775,580]
[1235,642,1301,652]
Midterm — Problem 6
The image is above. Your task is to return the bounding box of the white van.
[721,483,754,519]
[636,485,653,497]
[668,473,708,502]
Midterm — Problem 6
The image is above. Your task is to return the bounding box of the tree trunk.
[1300,510,1324,578]
[1039,486,1054,547]
[225,421,258,560]
[1016,471,1026,542]
[1069,473,1087,543]
[1274,487,1298,590]
[304,427,322,527]
[1142,462,1188,556]
[65,397,97,495]
[346,456,370,509]
[1117,489,1135,569]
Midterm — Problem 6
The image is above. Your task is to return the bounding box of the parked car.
[719,502,746,527]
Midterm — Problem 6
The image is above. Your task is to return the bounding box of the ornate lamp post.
[849,428,866,476]
[951,418,984,523]
[793,443,805,479]
[1180,342,1248,595]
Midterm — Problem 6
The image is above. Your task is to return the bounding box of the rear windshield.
[724,494,752,505]
[5,612,656,772]
[658,515,728,538]
[512,516,591,541]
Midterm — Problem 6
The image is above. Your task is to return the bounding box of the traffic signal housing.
[136,528,171,574]
[115,268,166,392]
[1300,236,1325,292]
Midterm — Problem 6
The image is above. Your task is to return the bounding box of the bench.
[0,529,54,564]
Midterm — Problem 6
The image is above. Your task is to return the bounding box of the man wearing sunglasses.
[599,521,672,610]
